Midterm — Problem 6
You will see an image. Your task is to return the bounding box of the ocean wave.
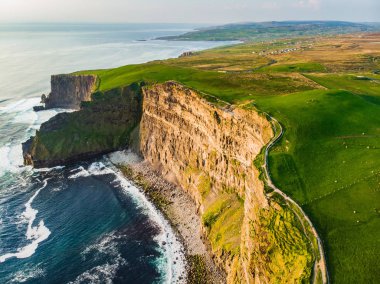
[0,179,51,263]
[0,98,40,114]
[33,165,66,173]
[68,166,90,179]
[70,232,126,283]
[68,162,114,179]
[108,150,141,165]
[108,160,187,284]
[9,266,45,283]
[0,97,70,178]
[0,143,28,177]
[71,156,187,283]
[68,258,125,284]
[81,232,121,261]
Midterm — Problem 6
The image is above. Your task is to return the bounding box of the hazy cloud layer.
[0,0,378,23]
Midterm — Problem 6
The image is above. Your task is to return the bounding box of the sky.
[0,0,379,24]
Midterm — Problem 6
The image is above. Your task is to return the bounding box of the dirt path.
[263,115,329,284]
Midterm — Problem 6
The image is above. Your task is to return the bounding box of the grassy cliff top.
[76,33,380,283]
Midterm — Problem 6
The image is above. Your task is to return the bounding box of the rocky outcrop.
[23,83,143,167]
[44,74,97,109]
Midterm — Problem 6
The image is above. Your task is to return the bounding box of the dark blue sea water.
[0,160,184,283]
[0,23,231,283]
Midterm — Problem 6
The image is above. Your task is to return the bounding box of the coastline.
[109,151,226,283]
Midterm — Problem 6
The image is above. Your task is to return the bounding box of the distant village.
[254,40,315,56]
[179,39,317,59]
[179,51,195,57]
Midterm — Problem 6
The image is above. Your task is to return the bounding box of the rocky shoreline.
[112,155,226,284]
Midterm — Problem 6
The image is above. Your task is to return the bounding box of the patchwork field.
[77,33,380,283]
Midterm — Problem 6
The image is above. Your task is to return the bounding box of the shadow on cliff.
[23,82,144,168]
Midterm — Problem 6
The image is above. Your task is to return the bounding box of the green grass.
[257,89,380,283]
[305,73,380,100]
[202,194,244,258]
[31,83,143,163]
[69,37,380,282]
[258,62,327,73]
[76,63,319,104]
[251,202,314,283]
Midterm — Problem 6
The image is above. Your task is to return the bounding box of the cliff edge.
[23,80,318,283]
[44,74,97,109]
[23,81,143,167]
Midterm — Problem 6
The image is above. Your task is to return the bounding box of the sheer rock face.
[44,74,97,109]
[23,80,314,283]
[139,82,271,205]
[138,82,275,282]
[23,83,143,168]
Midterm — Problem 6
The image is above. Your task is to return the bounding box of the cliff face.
[44,74,97,109]
[23,80,315,283]
[137,82,313,283]
[23,83,143,167]
[138,82,270,281]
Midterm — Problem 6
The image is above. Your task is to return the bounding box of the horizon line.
[1,20,379,26]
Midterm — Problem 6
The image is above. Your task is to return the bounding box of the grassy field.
[157,21,379,42]
[76,34,380,283]
[260,89,380,282]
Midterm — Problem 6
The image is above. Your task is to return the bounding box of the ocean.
[0,23,229,283]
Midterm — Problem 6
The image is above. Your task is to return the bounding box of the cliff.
[137,82,314,283]
[44,74,97,109]
[23,82,143,167]
[23,80,315,283]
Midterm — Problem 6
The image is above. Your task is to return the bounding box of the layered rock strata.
[23,78,315,283]
[137,83,314,283]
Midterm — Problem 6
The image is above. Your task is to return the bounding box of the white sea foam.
[0,180,51,263]
[68,166,90,179]
[68,162,114,179]
[69,157,187,283]
[88,162,114,176]
[108,150,142,165]
[71,232,126,283]
[12,109,38,125]
[10,266,45,283]
[0,98,40,114]
[107,155,186,284]
[68,258,125,284]
[0,144,26,176]
[81,232,121,263]
[0,97,70,178]
[34,165,65,173]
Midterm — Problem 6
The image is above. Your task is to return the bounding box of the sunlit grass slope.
[77,34,380,283]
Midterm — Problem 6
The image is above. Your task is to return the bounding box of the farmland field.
[76,33,380,283]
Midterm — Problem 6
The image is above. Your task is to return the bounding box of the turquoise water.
[0,23,230,283]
